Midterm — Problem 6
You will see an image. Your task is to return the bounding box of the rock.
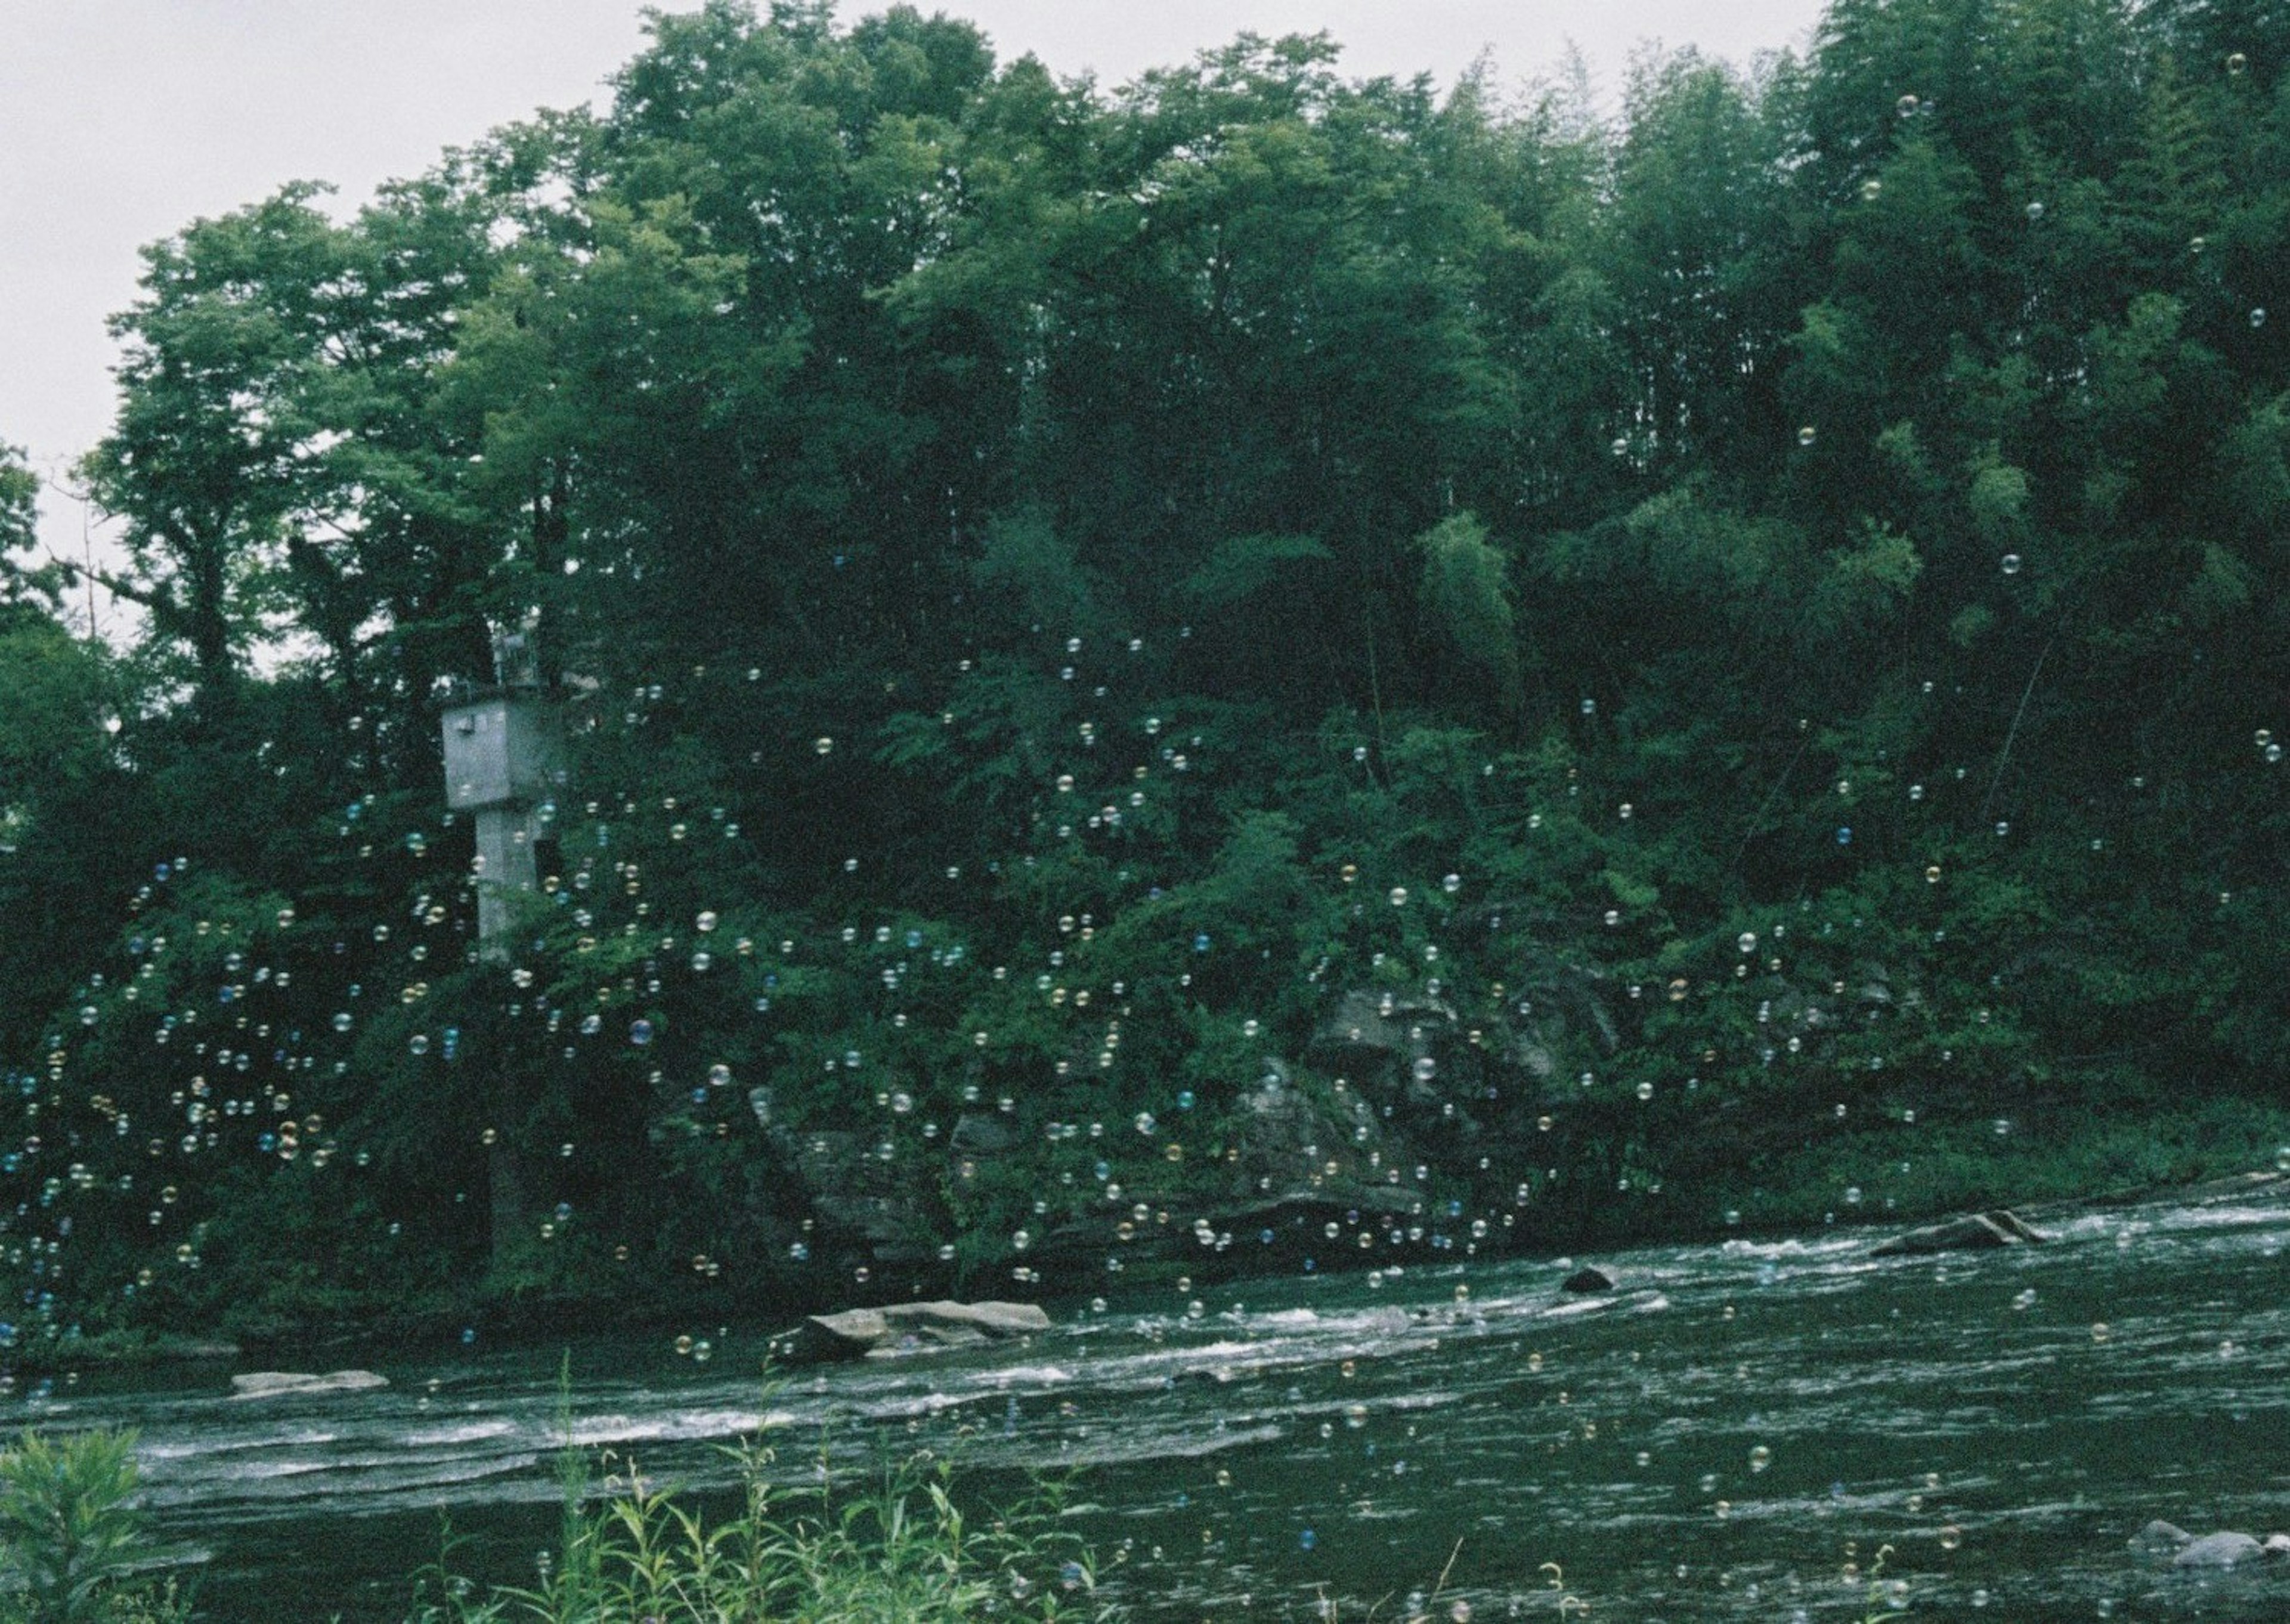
[2130,1520,2193,1558]
[2174,1532,2266,1569]
[1560,1266,1617,1294]
[1980,1208,2050,1243]
[2266,1533,2290,1558]
[949,1113,1020,1156]
[771,1300,1049,1365]
[230,1370,388,1399]
[881,1300,1051,1340]
[1871,1210,2048,1257]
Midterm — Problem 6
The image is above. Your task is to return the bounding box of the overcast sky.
[1,0,1827,596]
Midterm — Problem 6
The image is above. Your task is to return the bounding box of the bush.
[0,1430,186,1624]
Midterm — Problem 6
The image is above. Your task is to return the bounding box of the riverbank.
[13,1105,2287,1381]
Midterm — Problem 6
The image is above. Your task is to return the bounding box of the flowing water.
[28,1181,2290,1621]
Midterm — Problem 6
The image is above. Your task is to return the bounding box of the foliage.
[0,0,2286,1346]
[409,1421,1113,1624]
[0,1430,185,1624]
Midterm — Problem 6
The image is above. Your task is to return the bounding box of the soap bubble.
[2000,553,2022,575]
[1861,178,1883,200]
[2252,307,2268,329]
[813,737,833,755]
[1388,887,1408,907]
[1898,93,1920,117]
[1749,1444,1772,1473]
[1797,425,1817,447]
[630,1019,654,1046]
[2025,200,2044,221]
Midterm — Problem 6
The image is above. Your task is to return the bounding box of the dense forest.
[1,0,2285,1359]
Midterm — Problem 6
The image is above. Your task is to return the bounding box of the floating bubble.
[1737,932,1757,954]
[630,1019,654,1046]
[2000,553,2022,575]
[1441,873,1461,893]
[1749,1444,1772,1473]
[1412,1057,1437,1082]
[1860,178,1883,201]
[2253,307,2269,329]
[2025,200,2044,221]
[1940,1526,1964,1551]
[1388,887,1408,907]
[813,737,833,755]
[2227,51,2248,75]
[1797,425,1817,447]
[1610,437,1630,457]
[1898,93,1920,117]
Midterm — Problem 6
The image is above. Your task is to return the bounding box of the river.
[27,1177,2290,1620]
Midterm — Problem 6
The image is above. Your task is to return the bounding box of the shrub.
[0,1430,185,1624]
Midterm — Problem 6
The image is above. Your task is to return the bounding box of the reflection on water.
[24,1185,2290,1621]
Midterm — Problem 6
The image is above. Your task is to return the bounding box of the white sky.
[0,0,1825,617]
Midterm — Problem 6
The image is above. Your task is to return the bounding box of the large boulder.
[1560,1266,1617,1294]
[770,1300,1050,1366]
[231,1370,388,1399]
[1871,1210,2050,1257]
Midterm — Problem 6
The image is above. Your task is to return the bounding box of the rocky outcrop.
[769,1300,1050,1365]
[1871,1210,2050,1257]
[2174,1533,2267,1569]
[1560,1266,1617,1294]
[230,1369,388,1399]
[2127,1523,2289,1568]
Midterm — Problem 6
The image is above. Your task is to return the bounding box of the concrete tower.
[440,627,565,949]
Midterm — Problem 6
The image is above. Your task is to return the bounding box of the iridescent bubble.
[1737,932,1757,954]
[629,1019,655,1046]
[1441,873,1461,893]
[2227,51,2249,76]
[1861,178,1883,201]
[813,737,834,755]
[1388,887,1408,907]
[2000,553,2022,575]
[1898,93,1920,117]
[1797,425,1817,447]
[1749,1444,1772,1473]
[2252,307,2268,329]
[2024,200,2044,221]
